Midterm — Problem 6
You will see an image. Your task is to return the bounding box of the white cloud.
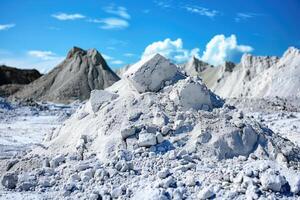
[235,12,265,22]
[111,60,124,65]
[185,6,218,18]
[124,53,135,57]
[235,13,254,22]
[201,34,253,66]
[154,0,173,9]
[28,50,57,60]
[104,5,130,19]
[0,24,15,31]
[52,13,85,21]
[101,53,124,66]
[0,54,64,73]
[102,54,113,60]
[142,38,200,63]
[90,18,129,30]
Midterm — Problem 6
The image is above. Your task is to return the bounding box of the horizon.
[0,0,300,73]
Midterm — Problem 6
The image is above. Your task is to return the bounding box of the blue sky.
[0,0,299,72]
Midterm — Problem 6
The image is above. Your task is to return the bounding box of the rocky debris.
[42,54,300,164]
[260,170,288,192]
[197,186,215,199]
[0,84,25,97]
[50,154,65,168]
[124,54,178,93]
[121,125,136,139]
[1,172,18,189]
[0,97,12,110]
[2,53,300,199]
[12,47,120,103]
[223,61,236,72]
[158,168,171,179]
[138,132,157,147]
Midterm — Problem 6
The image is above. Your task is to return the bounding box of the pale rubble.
[1,54,300,199]
[260,170,288,192]
[197,186,215,200]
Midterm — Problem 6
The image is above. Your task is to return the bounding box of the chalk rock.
[124,54,178,93]
[138,132,157,147]
[153,112,169,126]
[156,132,164,144]
[291,176,300,194]
[1,172,18,189]
[89,90,119,113]
[158,168,171,179]
[212,125,258,159]
[121,125,136,139]
[169,78,212,111]
[197,187,215,199]
[50,154,65,168]
[260,171,287,192]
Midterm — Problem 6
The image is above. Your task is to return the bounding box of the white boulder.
[138,132,157,147]
[169,78,212,111]
[197,186,215,199]
[260,171,287,192]
[1,172,18,189]
[89,90,119,113]
[121,125,136,139]
[124,54,178,93]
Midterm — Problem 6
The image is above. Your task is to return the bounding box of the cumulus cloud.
[0,24,15,31]
[201,34,253,66]
[89,18,129,30]
[142,38,200,63]
[52,13,85,21]
[184,6,218,18]
[28,50,57,60]
[104,5,130,19]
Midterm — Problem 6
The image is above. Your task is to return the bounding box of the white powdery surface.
[0,102,75,159]
[207,47,300,98]
[1,55,300,199]
[227,97,300,147]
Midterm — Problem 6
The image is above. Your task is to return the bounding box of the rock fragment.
[1,172,18,189]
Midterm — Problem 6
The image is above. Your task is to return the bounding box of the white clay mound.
[39,54,300,165]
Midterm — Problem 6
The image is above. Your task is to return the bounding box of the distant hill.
[0,65,41,86]
[0,65,42,97]
[12,47,120,103]
[182,47,300,98]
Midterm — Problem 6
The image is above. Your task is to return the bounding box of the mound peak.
[66,46,86,59]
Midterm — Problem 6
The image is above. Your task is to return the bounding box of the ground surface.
[0,98,299,199]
